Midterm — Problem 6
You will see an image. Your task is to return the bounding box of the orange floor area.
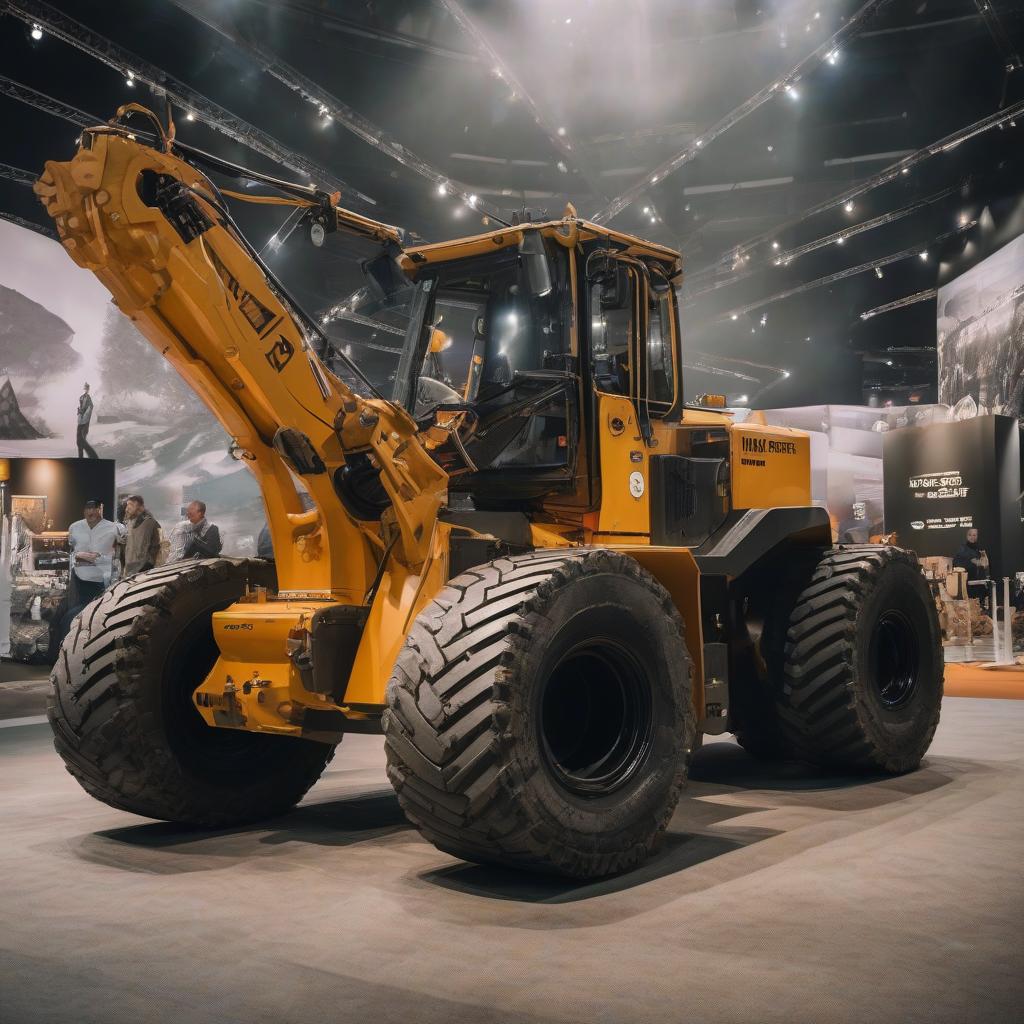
[944,661,1024,699]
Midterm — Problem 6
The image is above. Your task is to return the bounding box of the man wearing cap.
[76,383,98,459]
[61,500,125,641]
[122,494,162,576]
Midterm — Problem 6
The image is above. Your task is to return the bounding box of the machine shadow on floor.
[70,739,957,897]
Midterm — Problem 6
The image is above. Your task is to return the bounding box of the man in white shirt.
[67,499,124,607]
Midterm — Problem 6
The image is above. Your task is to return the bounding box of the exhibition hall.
[2,1,1023,1022]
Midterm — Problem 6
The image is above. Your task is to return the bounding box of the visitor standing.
[76,382,98,459]
[179,500,223,559]
[122,494,162,576]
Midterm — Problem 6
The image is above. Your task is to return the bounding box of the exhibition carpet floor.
[2,698,1022,1024]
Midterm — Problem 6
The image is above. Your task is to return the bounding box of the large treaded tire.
[48,558,334,825]
[777,545,943,773]
[382,548,695,879]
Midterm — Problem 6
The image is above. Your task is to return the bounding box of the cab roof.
[400,213,682,279]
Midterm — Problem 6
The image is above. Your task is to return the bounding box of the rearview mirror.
[518,232,553,298]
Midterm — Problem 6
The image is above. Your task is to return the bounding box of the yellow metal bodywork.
[34,111,814,744]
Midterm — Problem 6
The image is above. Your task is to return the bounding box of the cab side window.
[646,281,675,406]
[590,265,635,396]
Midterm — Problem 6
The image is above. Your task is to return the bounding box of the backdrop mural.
[937,231,1024,420]
[0,218,265,554]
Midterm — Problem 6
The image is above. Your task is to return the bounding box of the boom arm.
[33,108,447,597]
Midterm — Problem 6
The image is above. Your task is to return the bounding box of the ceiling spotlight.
[684,203,690,212]
[565,17,572,24]
[836,236,845,245]
[958,212,969,226]
[30,22,42,40]
[760,315,767,326]
[875,266,884,278]
[126,73,135,87]
[844,200,854,213]
[805,336,811,342]
[886,360,894,366]
[782,370,791,378]
[737,395,749,404]
[731,313,739,321]
[767,144,774,152]
[785,84,799,100]
[901,167,910,175]
[826,49,840,65]
[556,160,568,173]
[695,139,703,147]
[919,251,928,260]
[185,111,195,122]
[651,175,659,183]
[771,241,780,250]
[467,194,478,208]
[814,10,821,19]
[642,206,651,215]
[774,258,782,266]
[650,216,657,224]
[436,182,448,197]
[557,126,567,136]
[751,328,757,334]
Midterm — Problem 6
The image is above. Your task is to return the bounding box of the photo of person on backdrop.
[75,382,98,459]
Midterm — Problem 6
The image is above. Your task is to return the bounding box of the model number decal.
[223,623,254,631]
[741,436,797,455]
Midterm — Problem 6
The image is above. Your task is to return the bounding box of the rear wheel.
[48,558,334,825]
[777,545,942,772]
[383,549,695,878]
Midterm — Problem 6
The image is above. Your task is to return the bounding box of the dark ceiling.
[2,0,1023,406]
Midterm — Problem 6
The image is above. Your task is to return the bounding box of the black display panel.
[882,415,1021,579]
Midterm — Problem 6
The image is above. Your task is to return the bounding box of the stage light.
[836,236,845,244]
[901,167,910,174]
[642,206,651,215]
[782,370,791,377]
[185,111,195,121]
[772,241,780,249]
[436,182,448,197]
[767,144,774,152]
[751,327,757,333]
[556,160,568,173]
[30,23,42,39]
[886,360,893,366]
[774,258,782,265]
[760,314,767,325]
[731,313,739,320]
[826,49,840,65]
[958,211,969,226]
[557,126,567,136]
[919,251,928,260]
[844,200,854,213]
[467,194,478,208]
[814,10,821,19]
[785,85,799,100]
[695,139,703,147]
[565,17,572,24]
[651,175,659,183]
[126,73,135,87]
[875,266,884,278]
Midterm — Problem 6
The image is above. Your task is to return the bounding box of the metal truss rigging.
[0,73,96,129]
[169,0,502,220]
[710,222,975,325]
[592,0,896,223]
[2,0,377,206]
[689,95,1024,280]
[0,209,56,239]
[0,161,37,187]
[859,290,938,320]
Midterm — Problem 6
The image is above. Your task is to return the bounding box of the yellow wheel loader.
[36,107,942,878]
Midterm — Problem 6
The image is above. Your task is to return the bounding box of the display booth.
[0,457,115,663]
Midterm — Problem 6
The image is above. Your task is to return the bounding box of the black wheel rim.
[539,640,654,797]
[870,608,921,709]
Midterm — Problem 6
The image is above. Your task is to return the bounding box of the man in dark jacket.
[122,494,161,575]
[181,500,223,559]
[76,382,98,459]
[953,528,990,608]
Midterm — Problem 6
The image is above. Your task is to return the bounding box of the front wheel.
[777,545,943,773]
[48,558,334,825]
[383,549,696,879]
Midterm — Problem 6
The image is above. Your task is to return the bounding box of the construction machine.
[36,106,942,878]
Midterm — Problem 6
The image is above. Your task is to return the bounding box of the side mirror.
[518,232,553,298]
[599,263,629,309]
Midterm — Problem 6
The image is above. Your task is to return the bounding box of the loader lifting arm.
[33,105,447,596]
